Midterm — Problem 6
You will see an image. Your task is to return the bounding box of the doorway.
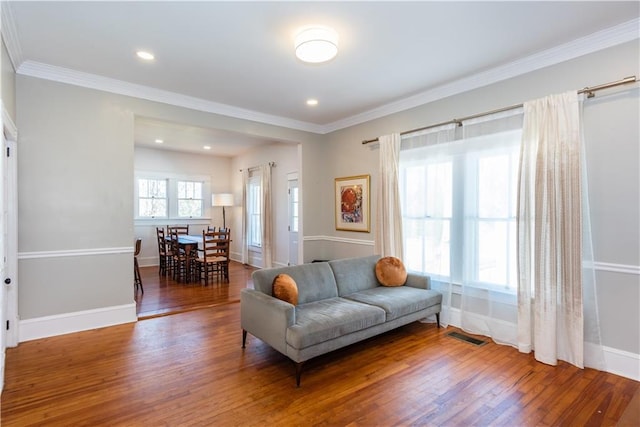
[287,173,299,266]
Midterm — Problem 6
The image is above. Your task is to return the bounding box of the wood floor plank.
[2,265,639,426]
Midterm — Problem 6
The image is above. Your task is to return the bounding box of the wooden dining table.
[166,235,202,282]
[166,234,231,282]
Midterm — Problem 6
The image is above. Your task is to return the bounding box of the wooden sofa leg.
[436,313,441,328]
[242,330,247,348]
[295,362,304,388]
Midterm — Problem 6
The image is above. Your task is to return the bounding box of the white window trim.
[134,171,211,223]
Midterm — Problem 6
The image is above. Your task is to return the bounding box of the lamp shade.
[295,27,338,63]
[212,193,234,207]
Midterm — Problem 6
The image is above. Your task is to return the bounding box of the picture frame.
[335,174,370,232]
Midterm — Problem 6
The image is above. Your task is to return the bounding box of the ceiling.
[5,1,639,156]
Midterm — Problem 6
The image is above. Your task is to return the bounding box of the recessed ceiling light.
[154,139,163,144]
[203,146,211,150]
[136,51,155,61]
[306,99,319,106]
[295,26,338,63]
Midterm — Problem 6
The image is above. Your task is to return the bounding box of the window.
[177,180,203,218]
[400,127,521,292]
[135,173,210,220]
[138,178,167,218]
[248,175,262,247]
[290,185,299,233]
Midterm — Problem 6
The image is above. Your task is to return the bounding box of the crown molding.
[323,18,640,133]
[1,2,23,70]
[16,61,326,135]
[9,17,640,135]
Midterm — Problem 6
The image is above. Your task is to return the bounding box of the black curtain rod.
[362,75,638,145]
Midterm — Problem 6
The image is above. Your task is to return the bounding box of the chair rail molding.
[18,246,134,260]
[303,235,374,246]
[592,262,640,276]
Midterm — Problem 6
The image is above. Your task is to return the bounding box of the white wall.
[134,146,232,266]
[231,142,299,267]
[1,39,15,118]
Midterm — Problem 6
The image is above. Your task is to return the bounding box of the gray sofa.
[241,255,442,386]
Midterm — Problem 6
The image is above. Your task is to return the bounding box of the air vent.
[447,331,487,346]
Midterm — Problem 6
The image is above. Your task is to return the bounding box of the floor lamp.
[212,193,234,229]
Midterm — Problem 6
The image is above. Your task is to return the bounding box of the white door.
[287,176,299,266]
[1,111,18,392]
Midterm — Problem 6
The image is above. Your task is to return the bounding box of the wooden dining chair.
[194,231,230,285]
[168,229,189,282]
[168,225,189,235]
[156,227,172,276]
[134,238,143,293]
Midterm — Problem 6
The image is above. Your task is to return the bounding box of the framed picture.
[335,174,370,232]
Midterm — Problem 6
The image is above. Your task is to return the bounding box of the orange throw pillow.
[272,274,299,305]
[375,256,407,287]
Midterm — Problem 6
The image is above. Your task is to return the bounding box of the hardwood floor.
[135,261,255,318]
[2,267,639,426]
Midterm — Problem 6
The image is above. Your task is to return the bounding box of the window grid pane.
[400,134,519,293]
[177,180,203,218]
[138,179,167,217]
[249,177,262,247]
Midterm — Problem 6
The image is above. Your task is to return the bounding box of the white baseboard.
[444,308,639,381]
[603,346,640,381]
[19,303,137,342]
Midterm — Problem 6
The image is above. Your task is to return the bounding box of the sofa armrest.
[241,288,296,355]
[405,273,431,290]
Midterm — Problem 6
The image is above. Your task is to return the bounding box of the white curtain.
[260,164,273,268]
[399,123,457,327]
[517,91,588,368]
[241,169,249,265]
[375,133,404,258]
[399,112,524,340]
[398,91,603,371]
[458,110,524,345]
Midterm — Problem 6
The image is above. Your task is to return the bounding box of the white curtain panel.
[260,164,273,268]
[517,91,585,368]
[241,169,249,265]
[458,110,524,346]
[399,123,457,327]
[374,133,404,258]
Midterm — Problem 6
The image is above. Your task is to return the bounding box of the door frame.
[2,105,18,349]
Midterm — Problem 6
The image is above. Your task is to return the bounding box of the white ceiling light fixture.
[136,50,155,61]
[306,98,319,106]
[295,26,338,64]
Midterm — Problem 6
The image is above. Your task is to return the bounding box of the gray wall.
[17,78,135,318]
[311,40,640,354]
[16,75,320,321]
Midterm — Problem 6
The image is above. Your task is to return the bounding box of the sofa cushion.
[343,287,442,321]
[330,255,381,296]
[252,262,338,304]
[375,256,407,287]
[272,274,298,305]
[286,298,386,349]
